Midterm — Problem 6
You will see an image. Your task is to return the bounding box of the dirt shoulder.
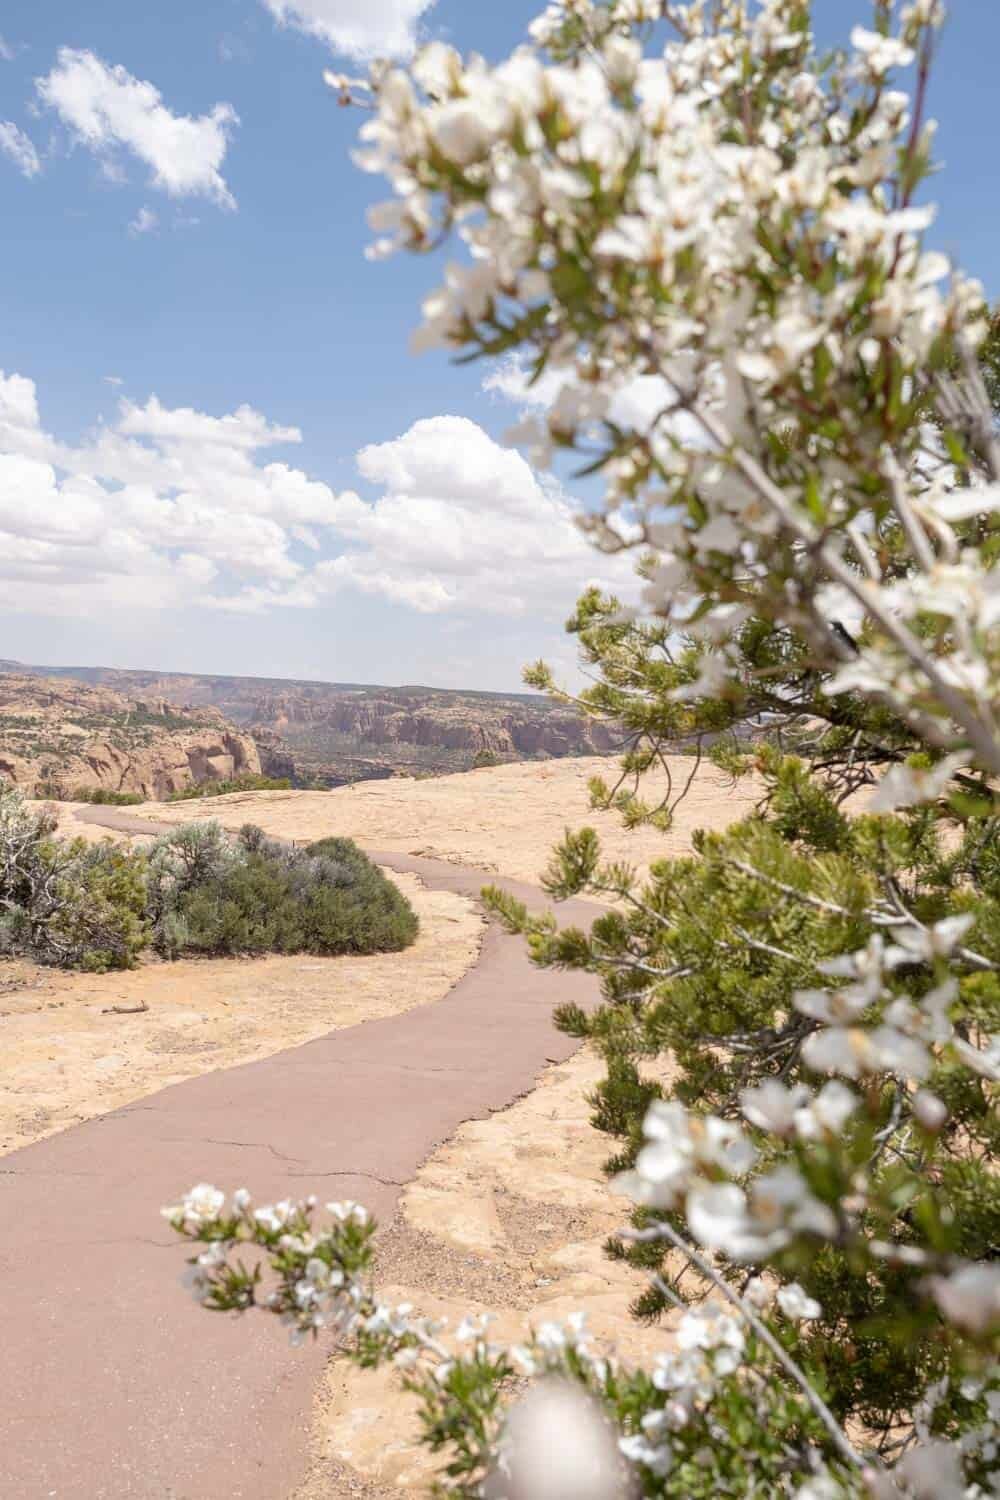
[295,1048,674,1496]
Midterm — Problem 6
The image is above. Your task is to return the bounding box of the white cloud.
[36,49,238,208]
[0,373,633,624]
[128,205,158,236]
[0,121,41,179]
[301,414,636,617]
[0,35,15,62]
[261,0,436,58]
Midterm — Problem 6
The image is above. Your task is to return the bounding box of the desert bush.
[165,775,293,802]
[33,783,145,806]
[147,823,417,958]
[0,786,148,971]
[75,787,146,806]
[161,2,1000,1496]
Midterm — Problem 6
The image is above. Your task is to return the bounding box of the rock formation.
[0,660,621,785]
[0,674,260,799]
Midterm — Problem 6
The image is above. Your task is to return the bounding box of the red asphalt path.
[0,814,601,1499]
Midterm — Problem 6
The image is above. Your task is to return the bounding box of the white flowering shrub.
[163,4,1000,1495]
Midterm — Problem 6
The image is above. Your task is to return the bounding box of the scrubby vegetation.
[0,786,416,971]
[147,823,418,958]
[165,775,293,801]
[0,791,147,971]
[34,785,147,806]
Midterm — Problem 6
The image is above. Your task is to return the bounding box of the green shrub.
[34,783,145,806]
[0,790,416,970]
[0,787,148,971]
[165,776,293,802]
[306,837,420,953]
[147,824,417,958]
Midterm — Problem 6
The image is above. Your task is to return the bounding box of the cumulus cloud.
[297,415,635,616]
[261,0,436,58]
[0,121,41,179]
[36,49,238,208]
[0,372,632,625]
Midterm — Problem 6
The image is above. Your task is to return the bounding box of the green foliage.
[485,752,1000,1442]
[165,775,293,801]
[0,787,148,971]
[0,787,416,970]
[34,784,145,806]
[147,824,418,959]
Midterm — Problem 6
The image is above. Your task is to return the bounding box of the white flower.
[740,1080,810,1137]
[885,914,975,967]
[496,1380,623,1500]
[794,984,873,1026]
[888,1440,967,1500]
[254,1200,298,1235]
[510,1344,538,1377]
[687,1169,836,1262]
[742,1076,857,1143]
[851,27,916,75]
[619,1433,673,1475]
[614,1100,755,1210]
[913,1090,948,1130]
[428,92,510,165]
[744,1276,774,1310]
[802,1024,931,1081]
[602,34,641,87]
[412,41,463,98]
[456,1314,490,1343]
[931,1264,1000,1333]
[777,1283,822,1322]
[870,753,972,812]
[162,1182,226,1231]
[326,1200,369,1224]
[676,1301,745,1377]
[796,1081,860,1139]
[535,1320,567,1353]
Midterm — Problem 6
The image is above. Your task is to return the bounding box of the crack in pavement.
[285,1168,407,1187]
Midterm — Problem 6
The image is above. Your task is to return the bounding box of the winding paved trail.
[0,809,601,1499]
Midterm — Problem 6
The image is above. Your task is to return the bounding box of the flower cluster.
[344,0,1000,774]
[161,1187,374,1342]
[162,1183,866,1495]
[796,927,1000,1086]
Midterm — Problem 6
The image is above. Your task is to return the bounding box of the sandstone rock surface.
[0,673,260,799]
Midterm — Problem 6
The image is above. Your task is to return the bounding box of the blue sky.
[0,0,997,689]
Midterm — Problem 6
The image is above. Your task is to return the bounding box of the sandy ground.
[102,754,762,886]
[0,870,483,1156]
[294,1048,676,1497]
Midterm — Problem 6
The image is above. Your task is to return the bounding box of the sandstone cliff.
[0,675,260,800]
[0,660,622,785]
